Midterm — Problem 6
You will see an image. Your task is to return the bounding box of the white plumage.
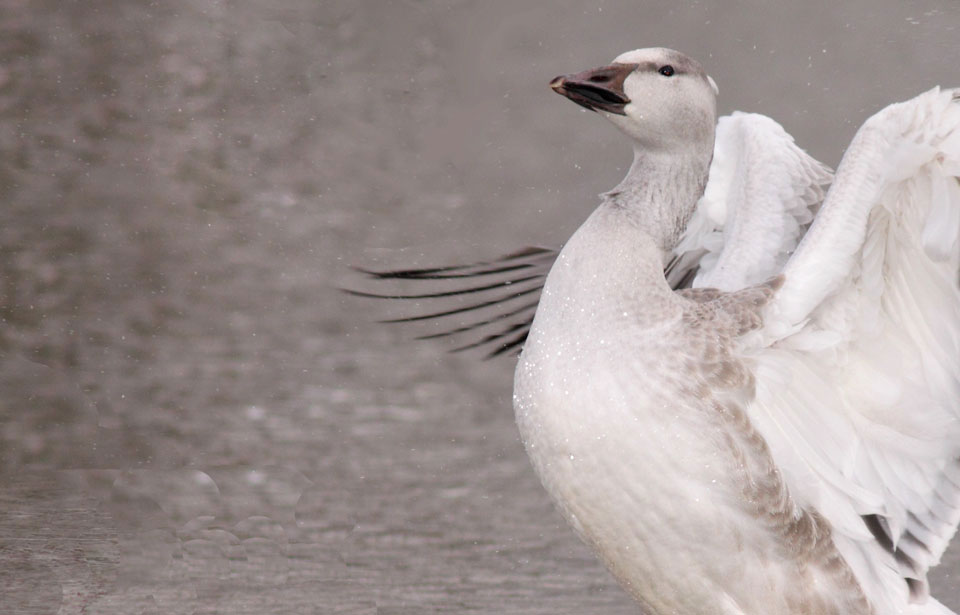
[359,47,960,615]
[678,112,833,291]
[748,86,960,612]
[516,49,960,615]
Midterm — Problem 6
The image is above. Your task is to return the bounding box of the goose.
[355,47,960,614]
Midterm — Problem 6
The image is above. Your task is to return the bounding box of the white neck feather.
[601,144,713,253]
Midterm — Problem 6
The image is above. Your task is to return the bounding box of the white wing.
[746,88,960,612]
[673,112,832,291]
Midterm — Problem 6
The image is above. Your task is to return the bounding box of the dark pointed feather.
[356,246,556,280]
[673,265,700,291]
[485,330,529,359]
[416,300,540,340]
[379,284,543,323]
[664,248,705,289]
[453,321,530,353]
[342,274,544,300]
[355,261,540,280]
[349,243,705,359]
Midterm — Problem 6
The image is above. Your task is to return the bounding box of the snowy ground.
[2,1,960,613]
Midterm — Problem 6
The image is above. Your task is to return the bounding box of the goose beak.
[550,63,638,116]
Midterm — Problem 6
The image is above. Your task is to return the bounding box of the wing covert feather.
[677,112,832,291]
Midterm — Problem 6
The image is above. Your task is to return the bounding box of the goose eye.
[658,65,675,77]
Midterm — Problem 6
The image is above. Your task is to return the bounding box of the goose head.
[550,47,718,152]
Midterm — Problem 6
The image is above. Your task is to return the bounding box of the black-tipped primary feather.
[416,300,540,340]
[357,246,556,280]
[379,284,543,323]
[453,321,530,353]
[355,262,539,280]
[485,330,529,359]
[350,244,704,359]
[343,273,544,300]
[664,248,705,289]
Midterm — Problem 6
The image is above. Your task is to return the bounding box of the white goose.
[359,47,960,614]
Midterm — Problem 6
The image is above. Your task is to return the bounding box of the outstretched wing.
[346,247,557,358]
[353,114,831,357]
[677,112,833,291]
[746,88,960,611]
[353,245,703,358]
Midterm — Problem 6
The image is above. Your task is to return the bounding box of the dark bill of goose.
[549,63,638,115]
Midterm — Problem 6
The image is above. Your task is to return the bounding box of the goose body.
[517,48,960,615]
[358,47,960,615]
[515,207,864,614]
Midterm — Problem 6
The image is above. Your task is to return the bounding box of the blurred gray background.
[2,1,960,613]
